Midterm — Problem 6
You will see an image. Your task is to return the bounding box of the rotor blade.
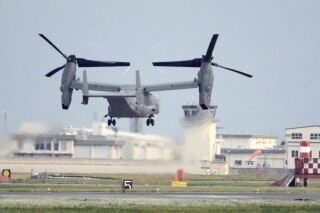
[212,63,253,78]
[204,34,219,61]
[152,58,202,67]
[39,34,68,60]
[76,58,130,67]
[45,64,66,77]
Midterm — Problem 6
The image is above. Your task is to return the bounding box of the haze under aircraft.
[40,34,252,126]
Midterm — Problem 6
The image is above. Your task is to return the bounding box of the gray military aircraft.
[40,34,252,127]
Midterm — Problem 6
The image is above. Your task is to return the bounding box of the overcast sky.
[1,0,320,140]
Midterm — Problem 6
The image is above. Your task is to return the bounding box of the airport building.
[7,106,318,176]
[180,103,287,175]
[13,122,174,161]
[285,126,320,169]
[220,148,285,169]
[218,134,278,150]
[217,134,285,169]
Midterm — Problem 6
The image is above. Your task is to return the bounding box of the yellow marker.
[2,169,11,177]
[171,181,187,187]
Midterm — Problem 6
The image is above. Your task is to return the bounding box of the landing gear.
[146,118,155,126]
[108,118,116,126]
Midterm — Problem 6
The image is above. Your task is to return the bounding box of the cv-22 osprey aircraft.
[40,34,252,126]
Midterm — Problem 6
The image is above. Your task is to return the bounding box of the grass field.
[1,173,320,212]
[2,172,320,193]
[0,198,319,213]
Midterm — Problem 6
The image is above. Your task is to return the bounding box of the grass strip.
[0,199,319,213]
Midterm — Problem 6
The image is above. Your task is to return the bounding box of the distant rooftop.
[285,125,320,130]
[221,148,285,154]
[217,134,278,139]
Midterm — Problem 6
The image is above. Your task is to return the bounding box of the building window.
[292,133,302,139]
[54,142,59,151]
[235,160,242,166]
[45,142,51,151]
[35,142,45,150]
[310,151,312,158]
[35,142,40,150]
[291,150,299,158]
[310,133,320,140]
[246,161,254,166]
[319,151,320,158]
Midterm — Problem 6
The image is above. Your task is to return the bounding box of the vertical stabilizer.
[82,70,89,105]
[136,70,143,105]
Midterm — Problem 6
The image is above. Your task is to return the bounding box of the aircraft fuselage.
[106,89,159,118]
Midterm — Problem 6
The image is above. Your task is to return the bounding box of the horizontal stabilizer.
[82,70,89,105]
[136,70,143,105]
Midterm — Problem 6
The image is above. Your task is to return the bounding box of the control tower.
[181,104,217,173]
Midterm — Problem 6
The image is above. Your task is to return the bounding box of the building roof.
[285,125,320,130]
[217,134,278,139]
[13,134,77,141]
[221,148,285,154]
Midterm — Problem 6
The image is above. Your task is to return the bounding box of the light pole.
[2,111,7,133]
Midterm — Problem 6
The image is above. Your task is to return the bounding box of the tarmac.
[1,192,319,201]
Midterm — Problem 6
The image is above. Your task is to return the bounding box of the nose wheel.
[107,118,116,126]
[146,118,154,126]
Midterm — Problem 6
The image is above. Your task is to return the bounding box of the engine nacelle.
[60,61,76,110]
[199,83,212,110]
[61,89,73,109]
[198,62,213,110]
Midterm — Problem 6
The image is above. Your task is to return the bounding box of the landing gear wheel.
[146,118,154,126]
[112,119,116,126]
[107,119,112,126]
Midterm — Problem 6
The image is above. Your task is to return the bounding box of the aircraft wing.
[84,93,136,98]
[71,80,122,92]
[144,80,198,92]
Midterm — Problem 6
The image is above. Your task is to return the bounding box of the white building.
[221,148,286,169]
[217,134,285,169]
[13,122,174,161]
[285,126,320,169]
[218,134,278,150]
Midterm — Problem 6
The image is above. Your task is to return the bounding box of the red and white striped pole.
[299,141,310,163]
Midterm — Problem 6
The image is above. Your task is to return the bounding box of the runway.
[1,192,319,201]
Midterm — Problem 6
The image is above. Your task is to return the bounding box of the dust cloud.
[18,122,47,134]
[178,109,216,174]
[0,134,17,157]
